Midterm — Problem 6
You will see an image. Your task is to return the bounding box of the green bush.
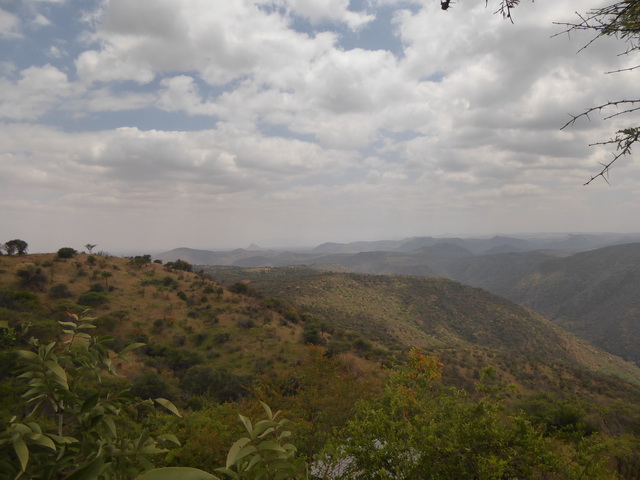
[180,365,250,402]
[131,372,177,402]
[77,291,109,307]
[16,265,48,292]
[48,283,73,299]
[56,247,77,258]
[0,290,41,311]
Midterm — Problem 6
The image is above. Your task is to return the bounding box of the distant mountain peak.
[247,243,262,251]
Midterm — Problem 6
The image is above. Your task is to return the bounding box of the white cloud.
[0,65,77,120]
[0,8,21,38]
[272,0,375,29]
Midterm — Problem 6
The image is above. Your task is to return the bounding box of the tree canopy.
[2,240,28,256]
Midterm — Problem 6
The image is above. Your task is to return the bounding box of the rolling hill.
[201,266,640,400]
[491,243,640,364]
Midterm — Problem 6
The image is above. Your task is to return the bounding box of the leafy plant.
[216,402,304,479]
[0,313,181,479]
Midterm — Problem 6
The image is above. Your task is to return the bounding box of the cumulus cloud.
[1,0,639,251]
[0,8,21,38]
[0,65,77,120]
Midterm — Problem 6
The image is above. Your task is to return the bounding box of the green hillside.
[202,266,640,396]
[4,253,640,478]
[494,243,640,364]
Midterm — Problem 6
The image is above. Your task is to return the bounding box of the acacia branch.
[583,127,640,185]
[561,99,640,130]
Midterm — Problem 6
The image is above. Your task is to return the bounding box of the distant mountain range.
[156,232,640,365]
[155,233,640,266]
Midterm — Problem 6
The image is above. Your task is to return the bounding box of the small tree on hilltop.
[3,239,28,255]
[85,243,97,254]
[57,247,77,259]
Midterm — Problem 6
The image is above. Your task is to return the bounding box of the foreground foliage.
[0,315,180,480]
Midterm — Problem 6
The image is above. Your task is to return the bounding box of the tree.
[318,349,615,479]
[3,239,28,255]
[165,259,193,272]
[57,247,78,259]
[85,243,97,254]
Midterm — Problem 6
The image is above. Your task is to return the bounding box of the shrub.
[48,283,73,299]
[0,290,41,311]
[181,365,250,402]
[302,324,325,346]
[57,247,77,259]
[165,259,193,272]
[16,265,48,292]
[130,372,177,401]
[77,291,109,307]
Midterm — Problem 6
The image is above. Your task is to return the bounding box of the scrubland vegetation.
[1,248,640,479]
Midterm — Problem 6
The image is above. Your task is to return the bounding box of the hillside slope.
[203,266,640,399]
[495,243,640,363]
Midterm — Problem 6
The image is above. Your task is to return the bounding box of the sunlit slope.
[204,267,640,394]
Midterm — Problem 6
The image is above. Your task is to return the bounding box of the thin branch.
[605,64,640,74]
[584,127,640,185]
[561,99,640,130]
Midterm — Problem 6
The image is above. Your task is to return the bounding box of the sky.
[1,0,639,254]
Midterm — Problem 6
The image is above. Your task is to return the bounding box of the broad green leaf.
[44,360,68,388]
[215,467,239,479]
[238,414,253,437]
[225,437,252,468]
[48,434,78,445]
[119,342,146,355]
[25,423,42,434]
[136,429,151,452]
[44,342,56,357]
[257,441,286,453]
[24,433,56,451]
[260,401,274,420]
[245,453,262,471]
[233,445,258,466]
[81,393,101,414]
[157,434,181,447]
[103,416,117,438]
[13,436,29,472]
[154,398,181,417]
[58,321,77,328]
[17,350,40,362]
[13,423,31,435]
[139,444,168,455]
[133,467,218,480]
[256,427,275,439]
[64,458,110,480]
[253,420,278,437]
